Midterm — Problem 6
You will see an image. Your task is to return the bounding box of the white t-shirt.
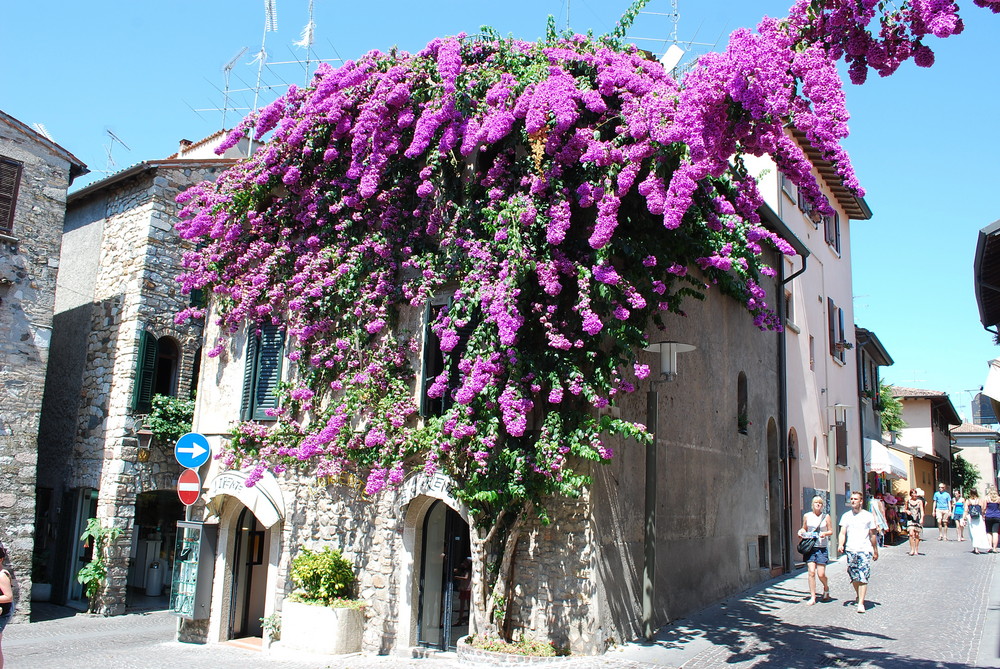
[803,512,829,548]
[839,509,876,553]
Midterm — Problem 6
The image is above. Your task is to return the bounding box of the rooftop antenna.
[221,46,249,130]
[294,0,316,84]
[104,129,131,173]
[630,0,715,73]
[31,123,54,142]
[252,0,279,117]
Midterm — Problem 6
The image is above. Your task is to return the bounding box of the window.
[835,417,848,466]
[779,172,798,203]
[783,289,794,324]
[241,324,284,421]
[0,156,23,235]
[809,335,815,371]
[190,346,202,399]
[822,212,841,253]
[827,298,846,363]
[132,332,182,412]
[797,189,815,224]
[421,299,474,417]
[737,372,749,434]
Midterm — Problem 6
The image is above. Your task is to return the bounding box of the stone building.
[0,109,87,618]
[179,217,794,654]
[35,132,246,613]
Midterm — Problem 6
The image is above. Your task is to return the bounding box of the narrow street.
[5,536,999,668]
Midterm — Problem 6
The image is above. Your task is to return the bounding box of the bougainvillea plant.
[175,0,989,636]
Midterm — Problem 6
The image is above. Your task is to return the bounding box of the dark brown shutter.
[827,298,836,356]
[0,157,23,235]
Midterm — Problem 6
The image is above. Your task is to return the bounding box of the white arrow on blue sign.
[174,432,211,469]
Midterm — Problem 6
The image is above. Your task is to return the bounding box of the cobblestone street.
[5,536,999,668]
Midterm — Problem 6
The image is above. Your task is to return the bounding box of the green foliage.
[467,633,569,657]
[147,394,195,445]
[879,382,905,435]
[952,455,982,495]
[260,612,281,639]
[76,518,124,609]
[289,546,357,605]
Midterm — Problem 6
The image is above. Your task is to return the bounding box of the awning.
[865,439,908,480]
[205,469,285,528]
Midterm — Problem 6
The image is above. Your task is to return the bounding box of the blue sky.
[3,1,998,420]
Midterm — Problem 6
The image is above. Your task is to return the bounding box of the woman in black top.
[0,543,15,669]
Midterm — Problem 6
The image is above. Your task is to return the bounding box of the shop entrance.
[417,500,472,650]
[227,506,269,640]
[127,490,184,610]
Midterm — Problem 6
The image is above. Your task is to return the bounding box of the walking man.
[933,483,953,541]
[838,490,879,613]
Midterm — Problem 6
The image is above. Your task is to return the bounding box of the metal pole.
[643,388,658,639]
[827,426,838,560]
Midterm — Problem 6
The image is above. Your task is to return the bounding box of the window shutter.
[240,331,260,421]
[836,420,848,465]
[251,324,284,421]
[837,308,846,362]
[834,212,841,254]
[827,298,836,356]
[131,331,158,413]
[0,157,23,235]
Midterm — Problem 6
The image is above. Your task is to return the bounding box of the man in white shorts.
[838,490,879,613]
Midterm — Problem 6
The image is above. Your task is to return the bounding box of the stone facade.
[186,251,783,656]
[0,110,86,620]
[36,153,236,613]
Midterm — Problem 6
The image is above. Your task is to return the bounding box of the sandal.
[821,591,830,602]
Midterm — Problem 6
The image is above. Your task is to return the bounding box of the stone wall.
[38,161,224,613]
[0,119,78,619]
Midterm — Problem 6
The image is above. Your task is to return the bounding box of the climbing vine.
[175,0,990,636]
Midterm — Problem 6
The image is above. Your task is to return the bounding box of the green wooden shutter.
[240,331,261,421]
[131,331,158,413]
[252,325,284,421]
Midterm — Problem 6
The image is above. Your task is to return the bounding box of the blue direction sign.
[174,432,211,469]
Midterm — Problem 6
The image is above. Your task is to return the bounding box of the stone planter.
[280,600,363,655]
[456,636,575,666]
[31,583,52,602]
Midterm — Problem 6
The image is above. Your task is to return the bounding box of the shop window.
[0,156,23,235]
[241,324,284,421]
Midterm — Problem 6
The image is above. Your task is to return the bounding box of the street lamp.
[641,340,696,640]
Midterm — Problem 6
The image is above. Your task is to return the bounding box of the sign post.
[177,468,202,506]
[174,432,211,470]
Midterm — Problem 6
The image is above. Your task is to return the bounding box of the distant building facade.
[36,132,245,613]
[0,109,86,618]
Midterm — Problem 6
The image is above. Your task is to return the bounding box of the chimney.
[178,139,193,156]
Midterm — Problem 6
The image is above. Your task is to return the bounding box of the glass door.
[417,501,471,650]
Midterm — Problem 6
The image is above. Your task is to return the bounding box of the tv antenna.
[221,46,249,130]
[629,0,719,73]
[104,129,131,173]
[31,123,54,142]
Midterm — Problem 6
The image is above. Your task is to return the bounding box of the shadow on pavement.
[29,602,80,623]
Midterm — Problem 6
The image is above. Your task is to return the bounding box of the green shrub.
[466,633,568,657]
[147,394,194,445]
[289,546,356,605]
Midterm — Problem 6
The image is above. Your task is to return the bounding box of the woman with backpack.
[0,542,16,669]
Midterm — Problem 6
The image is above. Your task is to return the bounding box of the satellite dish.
[660,44,685,71]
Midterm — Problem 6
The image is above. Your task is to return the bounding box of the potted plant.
[279,546,365,654]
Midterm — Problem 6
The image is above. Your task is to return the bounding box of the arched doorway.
[227,506,270,640]
[417,500,472,650]
[766,418,785,574]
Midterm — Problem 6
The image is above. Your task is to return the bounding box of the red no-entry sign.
[177,468,201,506]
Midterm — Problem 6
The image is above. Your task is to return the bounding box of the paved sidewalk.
[4,537,997,667]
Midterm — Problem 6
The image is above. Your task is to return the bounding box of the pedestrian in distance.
[933,483,952,541]
[0,543,16,669]
[985,488,1000,553]
[967,489,990,554]
[798,495,833,605]
[838,490,879,614]
[954,490,967,542]
[905,488,925,556]
[869,494,888,547]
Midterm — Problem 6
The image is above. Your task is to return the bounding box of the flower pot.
[280,600,363,654]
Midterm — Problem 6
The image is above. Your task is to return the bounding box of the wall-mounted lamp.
[643,340,697,382]
[641,339,695,640]
[137,427,153,463]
